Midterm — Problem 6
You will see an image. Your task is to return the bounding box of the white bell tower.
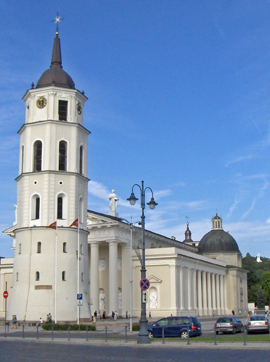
[7,30,91,322]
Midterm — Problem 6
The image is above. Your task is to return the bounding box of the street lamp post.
[127,180,157,344]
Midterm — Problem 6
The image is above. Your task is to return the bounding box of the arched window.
[62,271,66,281]
[59,141,67,171]
[57,196,63,219]
[79,145,83,174]
[56,193,67,224]
[18,244,21,254]
[37,242,41,253]
[33,140,42,171]
[31,195,40,220]
[36,271,40,281]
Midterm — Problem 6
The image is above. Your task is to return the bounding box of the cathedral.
[1,30,248,322]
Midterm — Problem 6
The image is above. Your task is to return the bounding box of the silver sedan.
[247,315,269,334]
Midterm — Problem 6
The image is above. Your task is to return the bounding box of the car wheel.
[240,326,244,333]
[247,330,250,335]
[148,331,154,338]
[180,330,188,339]
[232,328,236,334]
[216,331,219,335]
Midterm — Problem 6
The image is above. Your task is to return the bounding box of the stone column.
[216,274,220,315]
[197,270,202,316]
[207,272,212,316]
[90,242,99,315]
[202,271,207,316]
[121,244,130,317]
[211,273,216,316]
[170,263,177,314]
[109,241,118,315]
[193,269,197,312]
[187,268,192,310]
[220,274,225,314]
[179,266,184,311]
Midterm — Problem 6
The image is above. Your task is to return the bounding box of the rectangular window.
[63,242,67,253]
[18,243,21,254]
[81,272,84,282]
[80,244,83,255]
[37,242,41,253]
[59,100,68,121]
[62,271,66,281]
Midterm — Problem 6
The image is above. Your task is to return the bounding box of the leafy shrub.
[132,324,140,331]
[41,323,96,331]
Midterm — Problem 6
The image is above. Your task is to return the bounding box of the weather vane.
[52,12,64,34]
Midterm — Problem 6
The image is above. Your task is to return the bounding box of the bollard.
[162,326,165,344]
[105,326,107,342]
[22,325,25,339]
[125,326,127,343]
[68,325,70,341]
[37,325,39,340]
[187,329,190,345]
[243,325,246,346]
[86,326,88,341]
[51,325,54,340]
[214,326,217,345]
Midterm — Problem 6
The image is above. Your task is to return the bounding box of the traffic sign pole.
[4,282,7,337]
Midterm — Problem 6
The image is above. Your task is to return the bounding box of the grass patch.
[41,323,96,331]
[157,335,270,343]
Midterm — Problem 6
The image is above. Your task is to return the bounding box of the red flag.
[47,221,57,230]
[70,218,79,227]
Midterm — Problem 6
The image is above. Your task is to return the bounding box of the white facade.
[3,32,91,322]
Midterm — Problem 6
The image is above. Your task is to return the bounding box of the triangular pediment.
[148,275,162,283]
[87,210,118,228]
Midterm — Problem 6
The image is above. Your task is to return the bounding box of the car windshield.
[156,319,168,326]
[250,316,266,321]
[217,317,232,323]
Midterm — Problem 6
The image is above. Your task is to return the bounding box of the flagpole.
[77,216,80,324]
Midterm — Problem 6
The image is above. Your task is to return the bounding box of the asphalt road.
[1,340,270,362]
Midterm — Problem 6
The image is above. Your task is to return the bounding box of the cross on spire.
[52,12,64,35]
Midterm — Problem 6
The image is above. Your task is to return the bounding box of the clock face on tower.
[36,96,47,109]
[77,102,82,114]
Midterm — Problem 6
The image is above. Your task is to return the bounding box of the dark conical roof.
[36,33,75,89]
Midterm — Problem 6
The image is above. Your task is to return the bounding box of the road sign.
[77,293,83,306]
[3,291,8,299]
[142,290,148,303]
[140,278,150,290]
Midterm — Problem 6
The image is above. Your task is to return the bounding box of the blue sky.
[1,0,270,258]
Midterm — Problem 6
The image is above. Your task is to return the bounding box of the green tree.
[262,271,270,304]
[257,287,266,309]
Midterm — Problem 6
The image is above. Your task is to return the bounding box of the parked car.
[215,316,244,334]
[147,316,202,338]
[247,315,270,334]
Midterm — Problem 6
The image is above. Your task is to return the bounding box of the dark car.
[215,316,244,334]
[247,315,270,334]
[147,316,202,338]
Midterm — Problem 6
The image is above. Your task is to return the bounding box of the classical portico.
[86,206,248,319]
